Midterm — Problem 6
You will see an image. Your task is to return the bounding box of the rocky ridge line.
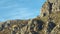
[0,0,60,34]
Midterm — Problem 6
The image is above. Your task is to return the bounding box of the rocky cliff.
[0,0,60,34]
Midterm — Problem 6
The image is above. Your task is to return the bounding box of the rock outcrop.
[0,0,60,34]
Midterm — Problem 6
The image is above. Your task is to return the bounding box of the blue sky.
[0,0,46,22]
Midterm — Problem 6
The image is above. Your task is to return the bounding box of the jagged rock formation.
[0,0,60,34]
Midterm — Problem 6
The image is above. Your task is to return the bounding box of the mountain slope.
[0,0,60,34]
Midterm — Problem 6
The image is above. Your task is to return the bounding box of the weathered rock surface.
[0,0,60,34]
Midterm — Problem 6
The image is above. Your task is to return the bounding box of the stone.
[0,0,60,34]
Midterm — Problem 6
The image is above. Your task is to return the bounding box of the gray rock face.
[41,0,60,17]
[0,0,60,34]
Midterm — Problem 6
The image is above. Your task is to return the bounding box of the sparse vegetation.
[0,0,60,34]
